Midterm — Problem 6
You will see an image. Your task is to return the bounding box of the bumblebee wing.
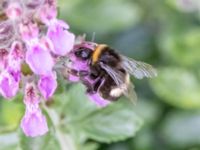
[100,62,137,104]
[100,62,124,86]
[120,55,157,79]
[123,83,137,105]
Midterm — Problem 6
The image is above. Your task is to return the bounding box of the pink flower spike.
[0,70,20,99]
[21,108,49,137]
[19,22,39,42]
[47,20,75,56]
[26,43,54,75]
[24,82,40,106]
[38,71,57,99]
[87,93,110,107]
[5,2,22,20]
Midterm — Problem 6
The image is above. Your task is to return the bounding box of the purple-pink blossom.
[26,43,54,75]
[21,82,48,137]
[5,1,22,20]
[87,93,110,107]
[19,21,39,42]
[0,69,20,99]
[21,108,49,137]
[47,20,75,56]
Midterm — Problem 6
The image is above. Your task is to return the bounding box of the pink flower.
[0,49,8,70]
[24,0,45,9]
[87,93,110,107]
[0,21,15,48]
[40,37,54,52]
[23,82,40,106]
[39,4,57,25]
[21,108,49,137]
[19,21,39,42]
[8,41,24,69]
[68,74,80,82]
[5,1,22,20]
[21,82,48,137]
[0,69,20,99]
[38,72,57,99]
[47,20,75,56]
[26,43,54,75]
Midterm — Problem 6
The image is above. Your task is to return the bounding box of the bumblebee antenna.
[82,33,87,40]
[91,32,96,42]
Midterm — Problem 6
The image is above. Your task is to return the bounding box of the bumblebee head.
[74,47,92,61]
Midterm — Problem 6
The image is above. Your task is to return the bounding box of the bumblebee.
[68,43,157,103]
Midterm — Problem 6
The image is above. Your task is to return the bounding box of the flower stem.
[42,102,76,150]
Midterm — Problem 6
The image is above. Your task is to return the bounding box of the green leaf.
[58,84,142,143]
[0,132,19,150]
[82,142,99,150]
[0,99,24,133]
[150,67,200,109]
[59,84,97,122]
[161,110,200,149]
[132,128,155,150]
[158,28,200,66]
[74,100,143,143]
[19,129,60,150]
[133,99,162,125]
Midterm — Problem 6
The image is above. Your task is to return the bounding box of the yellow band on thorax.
[92,44,107,64]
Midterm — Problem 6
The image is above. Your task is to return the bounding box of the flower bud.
[24,82,40,106]
[39,5,57,25]
[8,41,24,69]
[19,21,39,42]
[0,21,15,48]
[5,1,22,20]
[0,49,8,70]
[24,0,45,9]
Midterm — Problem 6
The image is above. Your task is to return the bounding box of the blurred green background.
[1,0,200,149]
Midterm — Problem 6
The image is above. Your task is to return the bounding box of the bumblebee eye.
[74,48,91,60]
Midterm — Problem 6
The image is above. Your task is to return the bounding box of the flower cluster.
[0,0,75,137]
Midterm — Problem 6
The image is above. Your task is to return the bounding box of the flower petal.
[24,82,40,106]
[39,5,57,25]
[26,44,54,75]
[21,108,48,137]
[87,93,110,107]
[5,1,22,20]
[0,49,8,70]
[19,22,39,42]
[47,20,75,56]
[8,41,24,69]
[0,70,20,99]
[38,71,57,99]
